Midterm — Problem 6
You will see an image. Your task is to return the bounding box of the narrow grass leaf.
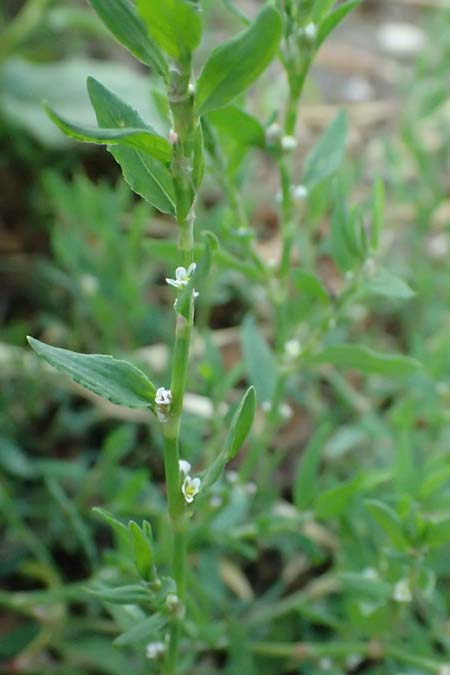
[309,344,422,376]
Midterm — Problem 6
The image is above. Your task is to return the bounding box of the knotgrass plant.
[22,1,450,673]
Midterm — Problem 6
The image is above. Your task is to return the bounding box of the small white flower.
[146,641,165,660]
[155,387,172,423]
[285,339,301,359]
[291,184,308,201]
[303,22,317,42]
[166,593,179,611]
[182,475,201,503]
[166,263,196,290]
[169,128,178,145]
[281,135,298,152]
[179,459,191,476]
[392,578,412,603]
[280,402,293,420]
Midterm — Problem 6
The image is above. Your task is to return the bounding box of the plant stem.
[162,55,199,675]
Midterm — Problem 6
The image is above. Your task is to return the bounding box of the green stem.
[162,53,199,675]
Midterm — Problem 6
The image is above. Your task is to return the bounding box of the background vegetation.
[1,0,450,673]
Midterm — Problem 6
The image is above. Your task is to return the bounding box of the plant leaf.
[129,521,155,582]
[363,267,415,301]
[294,422,331,509]
[27,337,156,408]
[137,0,202,59]
[207,106,265,148]
[87,0,167,75]
[242,315,277,403]
[309,344,422,376]
[203,386,256,488]
[365,499,409,550]
[46,104,172,162]
[302,110,348,188]
[87,77,175,214]
[196,6,282,114]
[114,614,167,646]
[316,0,361,49]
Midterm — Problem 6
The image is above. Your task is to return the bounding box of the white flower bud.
[179,459,191,476]
[146,641,165,660]
[393,578,412,603]
[281,135,298,152]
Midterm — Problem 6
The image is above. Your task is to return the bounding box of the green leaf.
[316,0,361,49]
[0,58,165,147]
[226,386,256,460]
[426,516,450,549]
[27,336,156,408]
[309,344,422,377]
[203,386,256,488]
[87,583,152,605]
[292,269,330,305]
[87,77,175,214]
[330,198,367,272]
[207,106,265,148]
[114,614,167,647]
[363,267,415,301]
[129,521,155,582]
[365,499,409,550]
[92,507,131,553]
[302,111,348,188]
[294,422,331,509]
[46,104,172,162]
[242,315,277,403]
[137,0,202,59]
[87,0,167,75]
[196,6,282,114]
[315,475,364,519]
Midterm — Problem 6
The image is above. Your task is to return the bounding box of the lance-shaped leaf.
[203,386,256,489]
[87,77,175,214]
[129,521,155,582]
[27,337,156,409]
[196,6,282,115]
[308,344,422,377]
[302,110,348,189]
[316,0,361,49]
[46,104,172,163]
[87,0,167,75]
[137,0,202,59]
